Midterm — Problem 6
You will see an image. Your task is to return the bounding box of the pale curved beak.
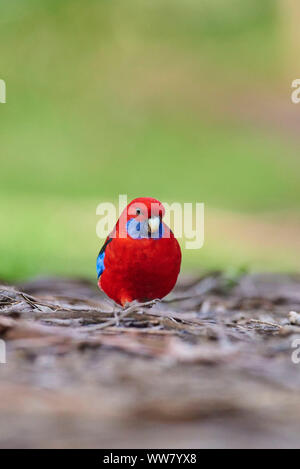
[148,216,160,233]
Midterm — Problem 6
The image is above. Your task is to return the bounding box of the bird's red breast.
[97,197,181,306]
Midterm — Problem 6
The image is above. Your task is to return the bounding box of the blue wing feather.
[96,238,113,278]
[96,251,105,278]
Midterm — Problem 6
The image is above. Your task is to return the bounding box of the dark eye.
[136,208,141,215]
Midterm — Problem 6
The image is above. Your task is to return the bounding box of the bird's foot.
[113,307,120,326]
[122,298,160,312]
[142,298,161,309]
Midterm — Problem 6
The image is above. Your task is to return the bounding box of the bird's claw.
[123,298,160,311]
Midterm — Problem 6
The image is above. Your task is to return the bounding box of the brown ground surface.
[1,273,300,449]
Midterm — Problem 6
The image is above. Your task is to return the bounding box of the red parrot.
[97,197,182,306]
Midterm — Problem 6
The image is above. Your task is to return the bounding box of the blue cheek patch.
[127,219,142,239]
[159,222,163,238]
[127,219,164,239]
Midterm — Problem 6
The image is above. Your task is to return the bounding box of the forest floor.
[1,272,300,448]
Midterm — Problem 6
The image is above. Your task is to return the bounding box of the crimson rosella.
[97,197,182,306]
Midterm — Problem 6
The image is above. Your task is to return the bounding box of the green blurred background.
[1,0,300,281]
